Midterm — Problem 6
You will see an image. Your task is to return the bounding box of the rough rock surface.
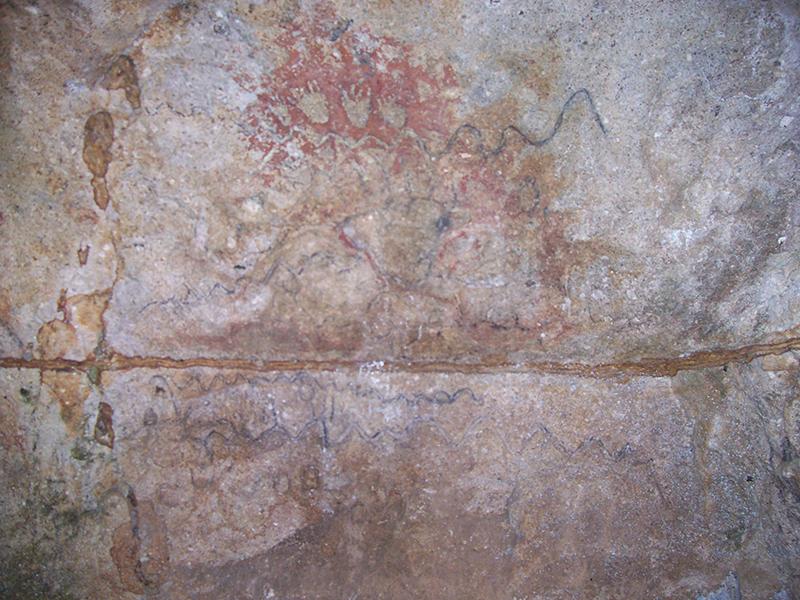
[0,0,799,598]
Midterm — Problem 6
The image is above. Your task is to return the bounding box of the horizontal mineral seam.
[0,335,797,378]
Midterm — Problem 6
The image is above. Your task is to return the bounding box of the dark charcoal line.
[418,88,608,160]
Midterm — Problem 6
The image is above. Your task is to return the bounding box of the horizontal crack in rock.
[0,336,798,378]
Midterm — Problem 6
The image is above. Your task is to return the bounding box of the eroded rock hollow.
[1,1,799,598]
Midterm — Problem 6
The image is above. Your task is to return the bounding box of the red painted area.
[338,226,385,283]
[231,5,579,350]
[338,229,359,252]
[439,158,539,241]
[240,6,457,183]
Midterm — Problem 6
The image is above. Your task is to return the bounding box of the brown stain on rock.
[0,292,10,325]
[498,49,561,101]
[82,111,114,210]
[41,370,89,436]
[36,319,78,359]
[93,401,114,448]
[32,291,111,433]
[134,1,198,52]
[110,522,144,594]
[181,313,366,359]
[0,394,24,453]
[464,96,523,149]
[103,55,141,109]
[77,244,90,266]
[67,291,109,344]
[36,290,109,361]
[111,493,170,594]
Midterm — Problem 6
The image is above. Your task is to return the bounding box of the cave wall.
[1,1,799,598]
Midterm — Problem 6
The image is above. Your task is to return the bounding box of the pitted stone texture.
[3,362,800,598]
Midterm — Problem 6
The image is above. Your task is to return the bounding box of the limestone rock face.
[0,1,798,598]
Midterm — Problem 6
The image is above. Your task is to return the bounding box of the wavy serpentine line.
[264,88,607,163]
[416,88,607,159]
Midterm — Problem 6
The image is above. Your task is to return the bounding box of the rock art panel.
[0,1,799,599]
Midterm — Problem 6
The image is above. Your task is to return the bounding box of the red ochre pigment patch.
[239,7,458,182]
[229,6,589,355]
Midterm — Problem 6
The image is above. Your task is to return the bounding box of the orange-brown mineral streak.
[0,336,798,378]
[82,111,114,210]
[103,55,141,109]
